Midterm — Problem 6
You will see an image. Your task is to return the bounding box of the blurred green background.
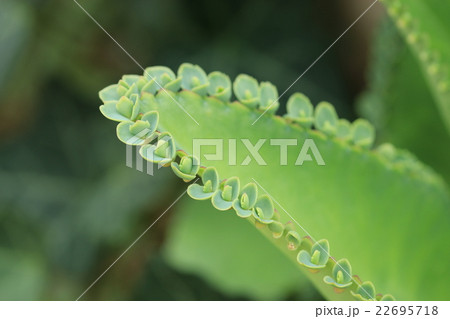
[1,0,448,300]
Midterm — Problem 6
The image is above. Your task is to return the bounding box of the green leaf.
[99,101,129,122]
[99,84,121,103]
[140,85,449,300]
[121,74,141,87]
[100,65,450,300]
[116,96,134,119]
[359,19,450,184]
[124,83,139,97]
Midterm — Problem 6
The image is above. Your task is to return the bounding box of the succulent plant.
[98,62,449,301]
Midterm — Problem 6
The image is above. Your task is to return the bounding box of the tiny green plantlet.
[297,239,330,271]
[207,72,232,102]
[259,82,279,113]
[284,93,314,129]
[233,74,260,108]
[314,102,338,136]
[267,220,285,239]
[171,153,200,182]
[336,119,352,142]
[351,119,375,149]
[140,132,176,167]
[179,63,209,95]
[212,177,240,211]
[252,195,275,225]
[285,230,302,250]
[351,281,376,301]
[98,63,450,301]
[143,66,181,93]
[187,166,219,200]
[323,259,353,290]
[116,111,159,145]
[232,183,258,218]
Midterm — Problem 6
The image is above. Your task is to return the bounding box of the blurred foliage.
[164,199,320,300]
[359,19,450,184]
[3,0,445,301]
[380,0,450,133]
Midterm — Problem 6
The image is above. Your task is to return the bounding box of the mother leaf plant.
[98,61,449,300]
